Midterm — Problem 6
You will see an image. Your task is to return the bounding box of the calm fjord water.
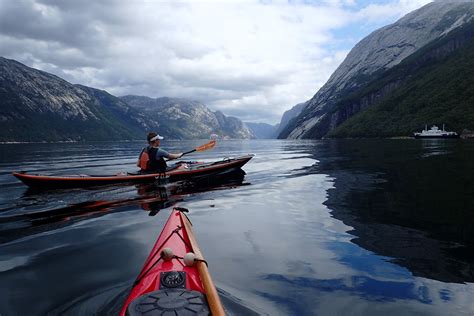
[0,139,473,315]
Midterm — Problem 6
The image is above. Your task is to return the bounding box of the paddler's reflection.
[135,169,247,215]
[136,182,183,216]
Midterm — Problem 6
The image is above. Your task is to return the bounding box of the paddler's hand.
[168,152,183,160]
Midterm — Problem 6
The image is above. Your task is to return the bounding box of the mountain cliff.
[327,18,474,137]
[280,1,474,139]
[0,57,253,142]
[120,96,254,140]
[0,57,151,142]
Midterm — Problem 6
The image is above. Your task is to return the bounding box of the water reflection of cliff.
[305,140,474,283]
[0,170,247,244]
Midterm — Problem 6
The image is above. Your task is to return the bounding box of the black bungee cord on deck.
[132,207,207,286]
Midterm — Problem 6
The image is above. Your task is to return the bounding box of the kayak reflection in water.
[138,169,248,216]
[0,170,248,245]
[137,182,180,216]
[137,132,183,173]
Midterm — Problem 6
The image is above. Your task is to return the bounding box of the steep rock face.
[307,80,404,138]
[0,57,151,141]
[275,101,307,138]
[0,58,96,122]
[326,20,474,138]
[281,1,474,139]
[120,96,254,139]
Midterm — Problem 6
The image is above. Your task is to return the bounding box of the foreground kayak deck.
[121,207,225,316]
[13,154,253,188]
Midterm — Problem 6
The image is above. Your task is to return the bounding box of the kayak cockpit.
[126,287,210,315]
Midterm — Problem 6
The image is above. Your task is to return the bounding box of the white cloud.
[0,0,432,124]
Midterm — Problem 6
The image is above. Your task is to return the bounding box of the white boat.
[414,124,459,139]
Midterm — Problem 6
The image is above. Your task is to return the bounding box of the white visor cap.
[150,134,164,141]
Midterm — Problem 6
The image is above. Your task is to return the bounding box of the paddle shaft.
[182,149,196,156]
[180,212,226,316]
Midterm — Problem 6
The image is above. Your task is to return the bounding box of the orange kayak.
[13,155,253,189]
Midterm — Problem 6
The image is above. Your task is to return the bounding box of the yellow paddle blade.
[195,139,216,152]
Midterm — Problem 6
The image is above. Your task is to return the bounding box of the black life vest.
[138,147,167,172]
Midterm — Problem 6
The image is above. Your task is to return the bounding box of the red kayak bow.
[120,207,225,316]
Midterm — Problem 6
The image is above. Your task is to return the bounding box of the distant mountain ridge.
[120,96,254,140]
[279,1,474,139]
[275,101,307,137]
[243,101,307,139]
[244,122,277,139]
[0,57,253,142]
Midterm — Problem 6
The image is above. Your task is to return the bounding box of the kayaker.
[137,132,183,173]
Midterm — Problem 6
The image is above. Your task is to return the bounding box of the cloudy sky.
[0,0,433,124]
